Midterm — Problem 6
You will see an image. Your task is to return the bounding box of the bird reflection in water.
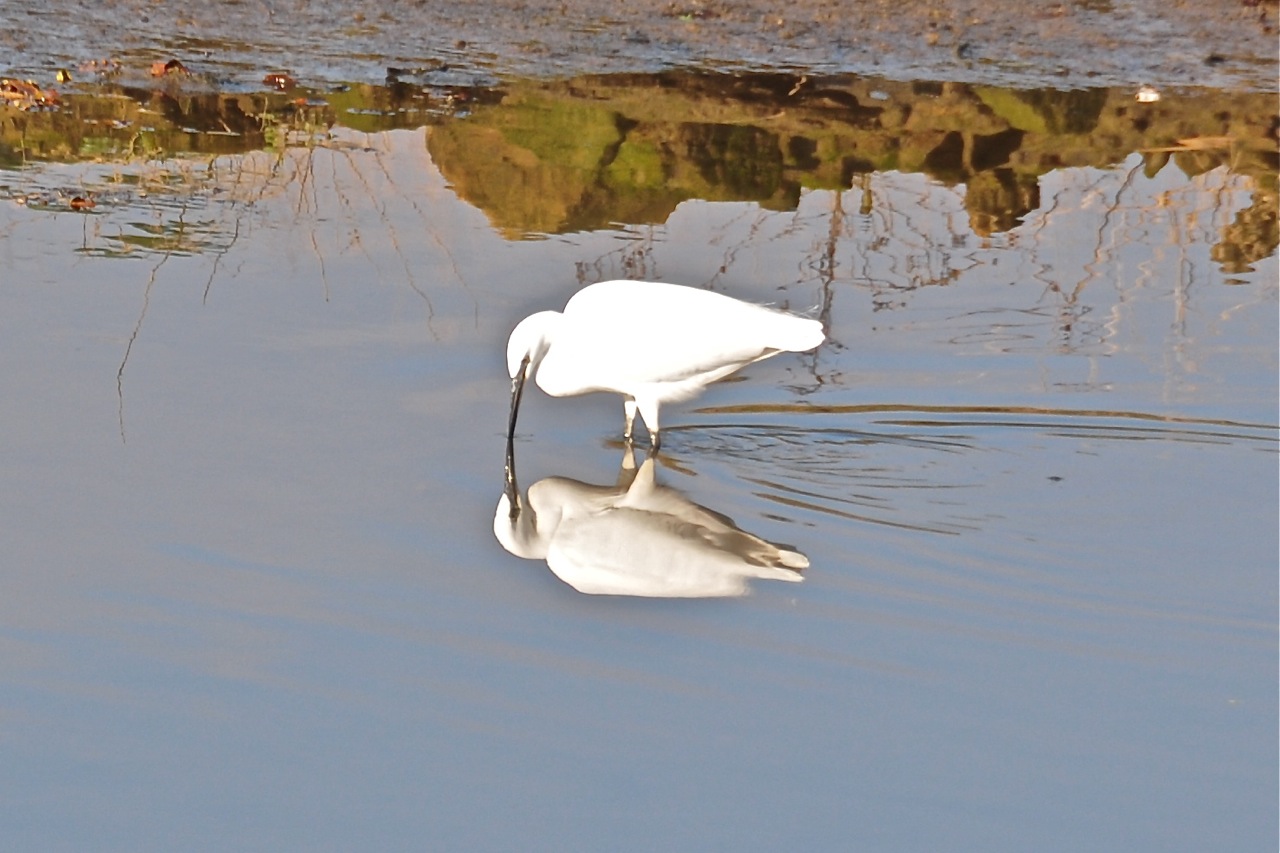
[495,443,808,598]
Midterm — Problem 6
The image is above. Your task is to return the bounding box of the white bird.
[495,447,808,597]
[506,279,825,449]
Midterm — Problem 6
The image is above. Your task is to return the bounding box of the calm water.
[1,81,1277,851]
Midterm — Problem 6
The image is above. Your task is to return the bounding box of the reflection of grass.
[497,94,624,171]
[257,109,331,155]
[1,86,339,167]
[77,218,221,258]
[974,88,1051,135]
[604,138,664,188]
[1,150,283,260]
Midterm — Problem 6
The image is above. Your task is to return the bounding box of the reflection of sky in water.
[0,126,1274,850]
[3,128,1270,424]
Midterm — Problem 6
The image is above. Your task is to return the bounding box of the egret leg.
[615,444,639,488]
[619,443,637,471]
[623,397,638,442]
[636,398,661,452]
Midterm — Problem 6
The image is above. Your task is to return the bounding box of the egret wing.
[557,280,819,389]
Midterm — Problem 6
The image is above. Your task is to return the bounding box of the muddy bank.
[2,0,1277,93]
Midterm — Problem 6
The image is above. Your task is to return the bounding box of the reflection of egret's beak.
[503,453,520,521]
[505,354,530,521]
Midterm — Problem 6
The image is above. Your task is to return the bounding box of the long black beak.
[504,354,530,519]
[506,354,530,451]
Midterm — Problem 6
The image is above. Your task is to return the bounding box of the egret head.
[506,311,561,446]
[493,491,547,560]
[493,448,550,561]
[506,311,561,380]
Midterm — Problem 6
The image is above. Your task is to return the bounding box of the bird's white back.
[537,280,822,398]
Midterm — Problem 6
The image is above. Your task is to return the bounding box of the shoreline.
[2,0,1277,94]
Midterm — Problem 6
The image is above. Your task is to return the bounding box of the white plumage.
[505,280,824,448]
[495,450,807,597]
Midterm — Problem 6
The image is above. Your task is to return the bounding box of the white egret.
[496,446,807,597]
[506,279,824,449]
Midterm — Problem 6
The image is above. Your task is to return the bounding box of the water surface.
[1,71,1276,851]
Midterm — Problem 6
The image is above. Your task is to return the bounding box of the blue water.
[1,128,1275,851]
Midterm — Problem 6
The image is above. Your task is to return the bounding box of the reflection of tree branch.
[117,206,183,443]
[839,176,969,312]
[817,186,844,327]
[373,158,438,333]
[309,226,331,303]
[202,214,240,304]
[795,186,847,393]
[1026,163,1124,352]
[1077,155,1142,303]
[575,226,658,284]
[704,205,771,290]
[387,129,481,329]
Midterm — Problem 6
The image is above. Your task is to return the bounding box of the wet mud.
[2,0,1277,94]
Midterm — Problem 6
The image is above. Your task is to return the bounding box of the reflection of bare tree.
[23,128,477,440]
[815,185,843,324]
[801,176,970,308]
[575,226,659,285]
[116,229,177,443]
[10,80,1273,434]
[702,205,779,291]
[603,145,1273,409]
[1042,157,1143,354]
